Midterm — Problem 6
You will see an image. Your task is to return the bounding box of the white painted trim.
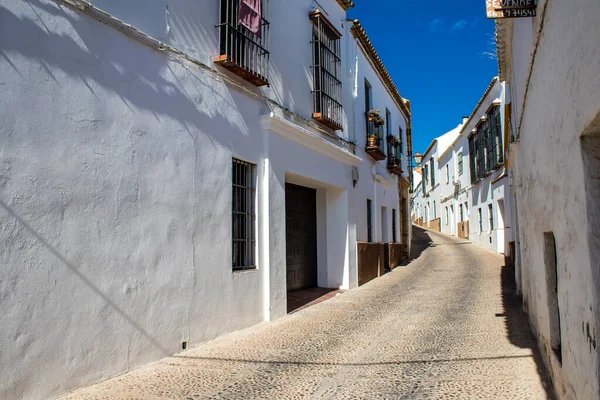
[261,113,362,167]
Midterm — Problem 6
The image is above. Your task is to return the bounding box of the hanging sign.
[486,0,537,19]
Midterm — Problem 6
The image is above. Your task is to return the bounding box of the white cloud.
[451,20,468,31]
[429,18,443,32]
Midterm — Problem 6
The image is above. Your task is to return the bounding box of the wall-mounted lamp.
[352,167,359,187]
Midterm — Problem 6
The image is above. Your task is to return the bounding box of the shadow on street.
[501,260,556,399]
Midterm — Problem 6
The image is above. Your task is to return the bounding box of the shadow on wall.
[0,1,259,143]
[500,261,555,399]
[0,198,171,356]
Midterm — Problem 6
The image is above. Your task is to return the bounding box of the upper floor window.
[446,164,450,184]
[215,0,270,86]
[458,152,464,175]
[487,105,503,170]
[469,105,503,182]
[310,10,343,130]
[430,158,436,187]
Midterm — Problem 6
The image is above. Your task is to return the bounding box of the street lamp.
[413,152,423,165]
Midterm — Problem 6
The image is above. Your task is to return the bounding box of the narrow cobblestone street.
[61,227,553,400]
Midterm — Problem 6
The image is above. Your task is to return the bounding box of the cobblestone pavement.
[60,227,554,400]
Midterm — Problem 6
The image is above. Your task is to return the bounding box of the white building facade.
[0,1,412,398]
[463,78,514,255]
[412,78,514,256]
[496,1,600,398]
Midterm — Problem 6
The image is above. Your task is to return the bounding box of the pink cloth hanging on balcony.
[239,0,261,36]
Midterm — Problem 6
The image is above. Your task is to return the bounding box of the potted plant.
[394,137,402,148]
[386,134,395,144]
[367,109,385,127]
[367,132,381,148]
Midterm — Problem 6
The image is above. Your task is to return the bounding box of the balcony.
[386,136,402,175]
[365,117,386,161]
[215,0,270,86]
[387,156,402,176]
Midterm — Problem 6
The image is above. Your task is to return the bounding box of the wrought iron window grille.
[232,158,257,270]
[215,0,270,86]
[310,10,343,131]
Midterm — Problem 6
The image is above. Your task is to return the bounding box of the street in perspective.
[0,0,598,399]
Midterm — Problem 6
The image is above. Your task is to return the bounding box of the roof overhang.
[336,0,355,11]
[350,20,411,120]
[495,19,514,82]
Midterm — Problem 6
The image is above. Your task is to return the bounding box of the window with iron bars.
[392,209,397,243]
[232,158,256,270]
[310,10,343,130]
[215,0,270,86]
[367,199,373,243]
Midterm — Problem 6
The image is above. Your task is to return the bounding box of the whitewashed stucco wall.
[0,0,360,399]
[0,1,411,399]
[350,35,407,244]
[509,1,600,398]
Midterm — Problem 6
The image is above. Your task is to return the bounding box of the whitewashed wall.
[508,0,600,398]
[349,34,408,244]
[0,1,411,399]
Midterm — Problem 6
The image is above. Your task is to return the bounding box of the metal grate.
[367,199,373,243]
[310,12,343,130]
[232,158,256,270]
[392,208,397,243]
[216,0,270,86]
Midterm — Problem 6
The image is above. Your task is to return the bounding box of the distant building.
[412,78,514,257]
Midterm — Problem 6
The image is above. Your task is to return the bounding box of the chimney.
[462,116,469,124]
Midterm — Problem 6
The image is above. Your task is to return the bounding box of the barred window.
[232,158,256,270]
[367,199,373,243]
[216,0,270,86]
[310,10,343,130]
[392,209,397,243]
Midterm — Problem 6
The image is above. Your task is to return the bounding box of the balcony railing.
[215,0,270,86]
[385,136,403,175]
[365,118,386,161]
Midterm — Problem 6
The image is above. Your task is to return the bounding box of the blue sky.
[347,0,498,154]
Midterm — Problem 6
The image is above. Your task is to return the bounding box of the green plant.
[367,109,385,127]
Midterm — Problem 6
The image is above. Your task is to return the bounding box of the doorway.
[285,183,318,292]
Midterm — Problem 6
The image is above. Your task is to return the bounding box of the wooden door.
[285,184,318,292]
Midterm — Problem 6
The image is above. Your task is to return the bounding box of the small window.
[310,10,343,130]
[488,203,494,230]
[446,165,449,184]
[232,158,256,270]
[544,232,562,363]
[458,152,464,175]
[478,208,483,232]
[367,199,373,243]
[392,209,397,242]
[430,158,436,186]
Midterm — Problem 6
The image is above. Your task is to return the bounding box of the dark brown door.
[285,183,318,292]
